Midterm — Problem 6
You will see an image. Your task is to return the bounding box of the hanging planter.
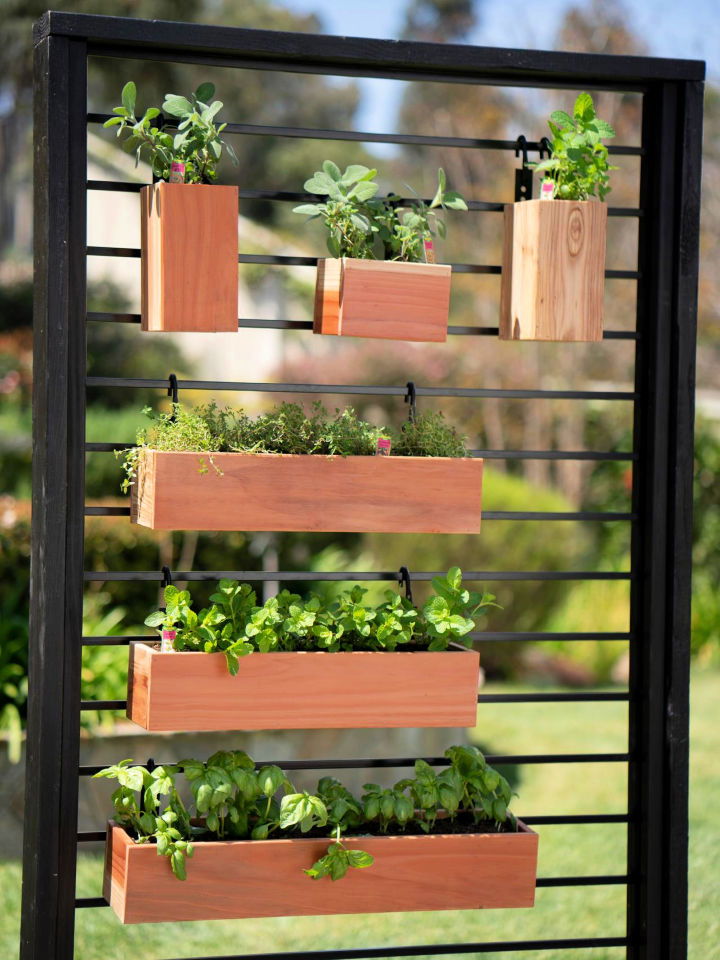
[104,80,240,332]
[141,182,239,332]
[500,198,607,341]
[295,163,467,343]
[127,642,481,731]
[104,818,538,923]
[499,93,615,342]
[314,258,452,342]
[130,448,482,533]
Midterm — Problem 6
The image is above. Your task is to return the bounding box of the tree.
[401,0,476,43]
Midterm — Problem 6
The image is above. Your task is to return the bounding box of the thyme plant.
[293,161,467,260]
[97,745,516,882]
[104,81,238,183]
[119,401,469,493]
[144,568,499,675]
[532,92,617,200]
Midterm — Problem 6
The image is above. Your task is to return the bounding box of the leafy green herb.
[103,81,238,184]
[119,401,468,493]
[144,568,499,674]
[531,92,617,201]
[293,162,467,261]
[96,745,515,882]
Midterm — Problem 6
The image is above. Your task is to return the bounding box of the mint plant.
[103,81,238,184]
[119,400,469,494]
[293,161,467,260]
[532,92,617,201]
[144,568,498,675]
[97,745,516,882]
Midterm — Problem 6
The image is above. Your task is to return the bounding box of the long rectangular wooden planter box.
[127,642,481,731]
[141,182,239,332]
[104,820,538,923]
[499,199,607,341]
[130,450,483,533]
[314,257,452,342]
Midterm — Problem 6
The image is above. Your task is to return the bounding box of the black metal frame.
[22,11,704,960]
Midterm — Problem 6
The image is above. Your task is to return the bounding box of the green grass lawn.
[1,667,718,960]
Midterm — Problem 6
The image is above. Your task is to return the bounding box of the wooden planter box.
[127,642,481,731]
[130,450,483,533]
[314,258,452,342]
[141,183,239,332]
[104,819,538,923]
[500,199,607,341]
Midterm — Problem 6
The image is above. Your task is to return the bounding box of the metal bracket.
[398,566,413,603]
[405,381,417,423]
[514,135,533,202]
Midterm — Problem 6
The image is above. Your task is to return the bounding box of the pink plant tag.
[169,161,186,184]
[423,234,436,264]
[161,629,176,653]
[540,178,555,200]
[376,437,392,457]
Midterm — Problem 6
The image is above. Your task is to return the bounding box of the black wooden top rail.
[35,11,705,87]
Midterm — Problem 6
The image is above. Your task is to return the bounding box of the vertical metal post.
[627,77,703,960]
[20,33,87,960]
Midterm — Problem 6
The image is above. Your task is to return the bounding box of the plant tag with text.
[169,161,186,184]
[161,629,176,652]
[375,437,392,456]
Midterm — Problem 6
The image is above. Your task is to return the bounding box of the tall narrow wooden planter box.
[130,450,483,533]
[314,258,452,342]
[104,820,538,923]
[500,199,607,341]
[141,183,239,332]
[127,642,481,731]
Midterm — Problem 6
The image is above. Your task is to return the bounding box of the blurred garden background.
[0,0,718,956]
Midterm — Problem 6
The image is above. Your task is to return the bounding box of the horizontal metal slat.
[84,375,637,401]
[85,441,637,459]
[84,505,635,520]
[81,569,630,582]
[86,114,643,157]
[76,814,628,841]
[85,179,643,218]
[78,752,629,774]
[85,245,640,279]
[85,312,639,340]
[81,631,632,646]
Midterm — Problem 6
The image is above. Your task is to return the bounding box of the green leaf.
[293,204,322,216]
[574,92,595,121]
[347,181,379,202]
[322,160,342,181]
[443,192,468,211]
[162,95,194,118]
[103,116,124,128]
[194,82,216,104]
[121,81,136,117]
[550,109,574,128]
[593,119,616,139]
[339,164,374,183]
[347,849,374,868]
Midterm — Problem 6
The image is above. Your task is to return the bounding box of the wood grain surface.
[500,199,607,341]
[104,820,538,923]
[140,183,239,332]
[313,257,451,341]
[130,450,483,533]
[126,643,481,731]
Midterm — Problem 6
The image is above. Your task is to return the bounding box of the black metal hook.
[514,135,533,202]
[398,566,413,603]
[167,373,179,423]
[405,381,417,424]
[161,566,173,589]
[539,136,553,160]
[514,135,530,166]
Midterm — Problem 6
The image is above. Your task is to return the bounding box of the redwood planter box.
[314,257,452,342]
[127,642,481,731]
[500,199,607,341]
[141,182,239,332]
[130,450,483,533]
[104,820,538,923]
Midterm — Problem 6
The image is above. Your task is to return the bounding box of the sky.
[281,0,718,136]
